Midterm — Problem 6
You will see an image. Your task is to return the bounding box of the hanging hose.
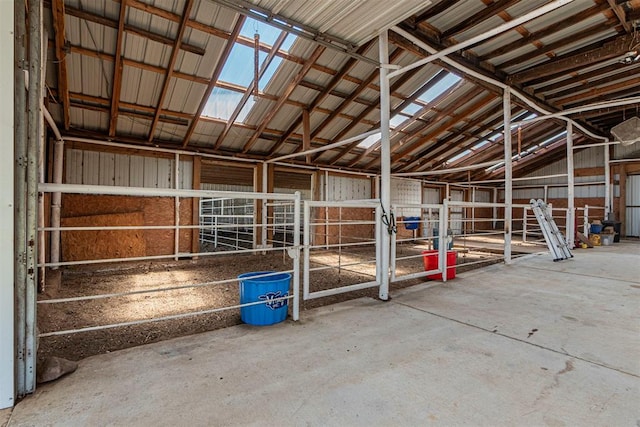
[381,205,397,235]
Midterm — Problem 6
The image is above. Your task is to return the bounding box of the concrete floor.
[6,242,640,426]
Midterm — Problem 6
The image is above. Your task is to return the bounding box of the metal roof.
[44,0,640,181]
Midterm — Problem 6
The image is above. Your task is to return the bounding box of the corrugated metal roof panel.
[154,122,187,143]
[164,77,205,113]
[66,53,112,99]
[246,0,430,46]
[428,0,485,33]
[115,114,150,138]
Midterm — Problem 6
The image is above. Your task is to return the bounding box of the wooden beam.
[309,48,403,143]
[509,33,636,84]
[241,45,326,153]
[345,71,459,168]
[545,64,640,100]
[302,109,310,163]
[60,4,206,56]
[181,15,246,148]
[321,65,420,165]
[534,63,622,95]
[497,19,618,70]
[191,155,201,255]
[266,40,375,156]
[478,3,609,61]
[413,0,463,24]
[397,95,502,172]
[608,0,632,33]
[147,0,194,142]
[442,0,519,39]
[553,75,640,106]
[108,0,127,137]
[51,0,70,130]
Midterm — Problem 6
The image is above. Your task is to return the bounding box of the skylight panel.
[417,73,461,104]
[202,18,298,123]
[202,87,243,121]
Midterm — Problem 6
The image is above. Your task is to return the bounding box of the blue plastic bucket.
[238,271,291,326]
[404,216,421,230]
[590,224,603,234]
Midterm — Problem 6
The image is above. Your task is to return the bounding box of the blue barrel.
[238,271,291,326]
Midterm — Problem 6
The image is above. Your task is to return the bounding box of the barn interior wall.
[59,146,196,260]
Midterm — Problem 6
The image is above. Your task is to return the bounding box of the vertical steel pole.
[26,0,43,394]
[604,144,610,219]
[303,202,310,300]
[14,0,27,402]
[566,122,574,248]
[378,31,390,301]
[292,191,301,320]
[503,88,512,264]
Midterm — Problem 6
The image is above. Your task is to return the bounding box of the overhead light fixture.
[611,116,640,146]
[620,50,640,64]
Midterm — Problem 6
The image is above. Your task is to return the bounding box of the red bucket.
[421,250,457,280]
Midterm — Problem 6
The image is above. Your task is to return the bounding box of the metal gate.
[627,175,640,237]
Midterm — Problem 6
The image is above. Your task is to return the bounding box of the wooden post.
[302,109,311,163]
[619,164,627,237]
[191,155,201,256]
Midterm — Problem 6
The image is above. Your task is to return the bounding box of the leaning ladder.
[529,199,573,261]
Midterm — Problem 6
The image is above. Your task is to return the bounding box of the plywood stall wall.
[61,147,195,261]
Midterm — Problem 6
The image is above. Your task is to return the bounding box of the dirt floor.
[37,239,536,364]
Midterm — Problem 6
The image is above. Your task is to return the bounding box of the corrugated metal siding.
[326,175,372,201]
[247,0,430,46]
[613,143,640,160]
[65,148,193,189]
[391,177,421,216]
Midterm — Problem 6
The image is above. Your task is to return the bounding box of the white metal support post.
[604,145,611,218]
[503,88,513,264]
[378,31,391,301]
[1,0,15,408]
[292,191,301,320]
[566,122,575,248]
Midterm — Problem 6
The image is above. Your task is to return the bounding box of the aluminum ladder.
[529,199,573,261]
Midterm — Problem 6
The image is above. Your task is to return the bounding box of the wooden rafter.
[181,15,246,148]
[214,30,288,150]
[545,64,640,100]
[441,0,519,39]
[266,40,375,156]
[413,0,462,24]
[59,4,206,56]
[562,85,640,109]
[147,0,194,142]
[345,71,457,168]
[68,44,209,84]
[398,96,502,172]
[51,0,70,130]
[382,87,487,168]
[509,33,636,84]
[497,19,619,70]
[241,45,326,154]
[108,0,127,137]
[608,0,631,33]
[320,64,421,165]
[477,3,610,61]
[308,48,404,145]
[534,63,622,95]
